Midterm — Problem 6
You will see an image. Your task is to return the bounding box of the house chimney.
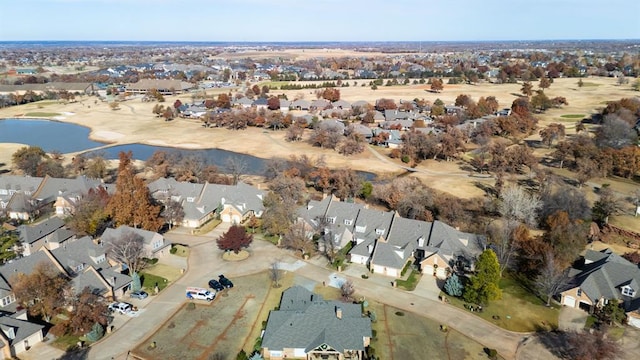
[336,306,342,320]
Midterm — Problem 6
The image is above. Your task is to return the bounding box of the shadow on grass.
[535,331,570,359]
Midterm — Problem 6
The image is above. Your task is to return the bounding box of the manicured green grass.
[171,244,189,257]
[140,272,169,292]
[560,114,585,119]
[396,270,422,291]
[443,275,559,332]
[24,112,61,117]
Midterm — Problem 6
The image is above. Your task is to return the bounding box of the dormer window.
[375,228,384,235]
[622,285,636,297]
[186,197,195,203]
[355,225,366,233]
[344,219,353,226]
[326,217,336,224]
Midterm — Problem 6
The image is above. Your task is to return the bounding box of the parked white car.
[108,302,133,314]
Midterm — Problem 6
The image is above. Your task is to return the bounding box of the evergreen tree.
[444,273,464,297]
[463,250,502,305]
[106,151,163,231]
[85,322,105,342]
[131,272,142,292]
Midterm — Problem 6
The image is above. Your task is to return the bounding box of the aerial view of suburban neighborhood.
[0,1,639,360]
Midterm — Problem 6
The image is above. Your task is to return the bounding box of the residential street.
[26,224,527,360]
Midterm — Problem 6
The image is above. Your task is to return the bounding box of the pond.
[0,118,105,152]
[0,118,377,180]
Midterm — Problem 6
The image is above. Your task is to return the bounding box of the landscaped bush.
[401,155,411,163]
[395,311,405,316]
[143,257,159,265]
[361,274,369,279]
[484,347,498,359]
[169,246,178,254]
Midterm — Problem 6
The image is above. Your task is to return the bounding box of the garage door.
[423,265,434,275]
[563,296,576,307]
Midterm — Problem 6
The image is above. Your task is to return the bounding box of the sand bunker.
[93,131,125,141]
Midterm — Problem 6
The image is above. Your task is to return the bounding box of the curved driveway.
[87,224,524,360]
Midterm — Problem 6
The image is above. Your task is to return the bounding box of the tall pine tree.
[107,151,163,231]
[463,249,502,305]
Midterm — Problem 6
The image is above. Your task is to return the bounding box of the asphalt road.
[79,223,526,360]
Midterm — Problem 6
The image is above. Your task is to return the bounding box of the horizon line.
[1,38,639,43]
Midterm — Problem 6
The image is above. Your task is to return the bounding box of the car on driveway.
[130,290,149,300]
[108,302,133,315]
[219,274,233,288]
[208,279,225,292]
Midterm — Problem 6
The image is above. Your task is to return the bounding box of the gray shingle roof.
[32,175,104,205]
[262,286,371,353]
[17,217,66,245]
[570,249,640,311]
[0,311,44,345]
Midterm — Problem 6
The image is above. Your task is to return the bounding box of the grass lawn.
[444,276,559,332]
[368,301,494,359]
[560,114,585,119]
[609,215,640,234]
[24,112,61,117]
[52,334,82,351]
[241,272,296,353]
[396,270,422,291]
[192,218,221,235]
[139,272,169,292]
[171,244,189,257]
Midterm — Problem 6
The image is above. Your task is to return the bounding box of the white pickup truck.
[186,287,215,301]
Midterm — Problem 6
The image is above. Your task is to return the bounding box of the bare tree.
[499,185,541,227]
[315,216,338,263]
[225,157,247,185]
[161,197,185,229]
[282,221,315,256]
[270,260,282,288]
[536,250,568,306]
[340,280,355,302]
[104,230,146,273]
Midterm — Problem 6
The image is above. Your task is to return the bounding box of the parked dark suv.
[219,274,234,288]
[208,279,225,292]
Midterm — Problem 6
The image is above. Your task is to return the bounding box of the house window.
[355,225,366,233]
[577,289,582,297]
[75,264,84,272]
[375,228,384,235]
[344,219,353,226]
[326,217,336,224]
[622,286,636,297]
[186,197,195,203]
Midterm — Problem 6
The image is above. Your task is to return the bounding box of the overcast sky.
[1,0,639,42]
